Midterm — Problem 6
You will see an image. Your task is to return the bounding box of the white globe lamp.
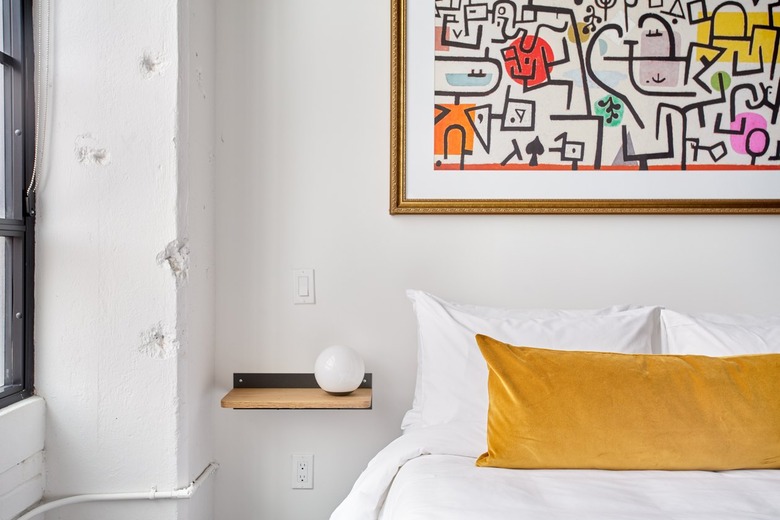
[314,345,365,395]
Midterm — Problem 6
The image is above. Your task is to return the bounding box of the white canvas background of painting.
[405,0,780,201]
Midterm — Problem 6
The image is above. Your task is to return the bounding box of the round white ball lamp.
[314,345,365,395]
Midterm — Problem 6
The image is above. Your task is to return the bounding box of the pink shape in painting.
[731,113,767,155]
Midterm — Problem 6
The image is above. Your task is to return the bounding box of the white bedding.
[331,427,780,520]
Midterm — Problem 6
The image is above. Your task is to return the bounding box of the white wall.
[176,0,217,518]
[214,1,780,519]
[33,1,215,519]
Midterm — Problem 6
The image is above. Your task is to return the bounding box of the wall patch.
[140,51,168,78]
[157,239,190,285]
[139,323,179,360]
[74,134,111,166]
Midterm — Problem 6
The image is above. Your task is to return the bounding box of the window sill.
[0,396,45,520]
[0,396,45,473]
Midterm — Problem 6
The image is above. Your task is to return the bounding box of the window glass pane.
[0,63,6,219]
[0,0,31,409]
[0,237,7,389]
[0,1,5,219]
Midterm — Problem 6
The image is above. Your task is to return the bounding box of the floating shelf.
[221,373,372,410]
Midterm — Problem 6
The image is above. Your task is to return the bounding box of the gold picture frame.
[390,0,780,214]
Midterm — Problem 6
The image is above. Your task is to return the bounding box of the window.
[0,0,33,410]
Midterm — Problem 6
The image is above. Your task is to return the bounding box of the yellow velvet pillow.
[475,334,780,471]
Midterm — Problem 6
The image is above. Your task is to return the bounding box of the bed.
[331,291,780,520]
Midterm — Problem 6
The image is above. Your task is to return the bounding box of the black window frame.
[0,0,34,410]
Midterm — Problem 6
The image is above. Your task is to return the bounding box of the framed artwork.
[390,0,780,213]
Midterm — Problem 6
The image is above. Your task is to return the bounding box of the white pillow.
[402,290,659,432]
[661,309,780,355]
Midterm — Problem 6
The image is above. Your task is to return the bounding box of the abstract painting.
[391,0,780,213]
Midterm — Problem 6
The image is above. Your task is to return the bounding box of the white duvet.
[331,425,780,520]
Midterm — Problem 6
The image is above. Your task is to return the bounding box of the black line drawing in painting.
[433,0,780,171]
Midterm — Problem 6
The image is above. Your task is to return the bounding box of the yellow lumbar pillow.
[475,334,780,471]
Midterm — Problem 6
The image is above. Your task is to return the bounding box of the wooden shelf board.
[221,387,372,409]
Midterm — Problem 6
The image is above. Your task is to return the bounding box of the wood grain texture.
[221,387,372,409]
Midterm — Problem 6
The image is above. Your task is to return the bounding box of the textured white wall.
[176,0,217,519]
[214,1,780,519]
[34,1,215,519]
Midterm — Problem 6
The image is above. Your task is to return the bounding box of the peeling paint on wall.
[140,51,168,78]
[74,134,111,166]
[157,239,190,285]
[139,323,179,360]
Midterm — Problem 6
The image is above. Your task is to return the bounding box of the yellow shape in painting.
[697,11,780,63]
[568,22,590,43]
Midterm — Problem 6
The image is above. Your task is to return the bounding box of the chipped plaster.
[74,134,111,166]
[140,51,168,78]
[157,239,190,285]
[139,323,179,360]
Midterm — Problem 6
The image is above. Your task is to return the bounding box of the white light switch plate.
[293,269,315,304]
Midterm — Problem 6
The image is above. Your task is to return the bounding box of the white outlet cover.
[291,453,314,489]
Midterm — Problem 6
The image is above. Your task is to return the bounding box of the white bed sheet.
[331,426,780,520]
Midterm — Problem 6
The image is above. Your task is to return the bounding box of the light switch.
[297,276,309,297]
[293,269,315,304]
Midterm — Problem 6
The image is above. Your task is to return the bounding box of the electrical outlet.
[291,453,314,489]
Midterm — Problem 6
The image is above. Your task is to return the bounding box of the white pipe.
[15,462,219,520]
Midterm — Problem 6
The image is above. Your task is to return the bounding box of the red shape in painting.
[502,35,554,88]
